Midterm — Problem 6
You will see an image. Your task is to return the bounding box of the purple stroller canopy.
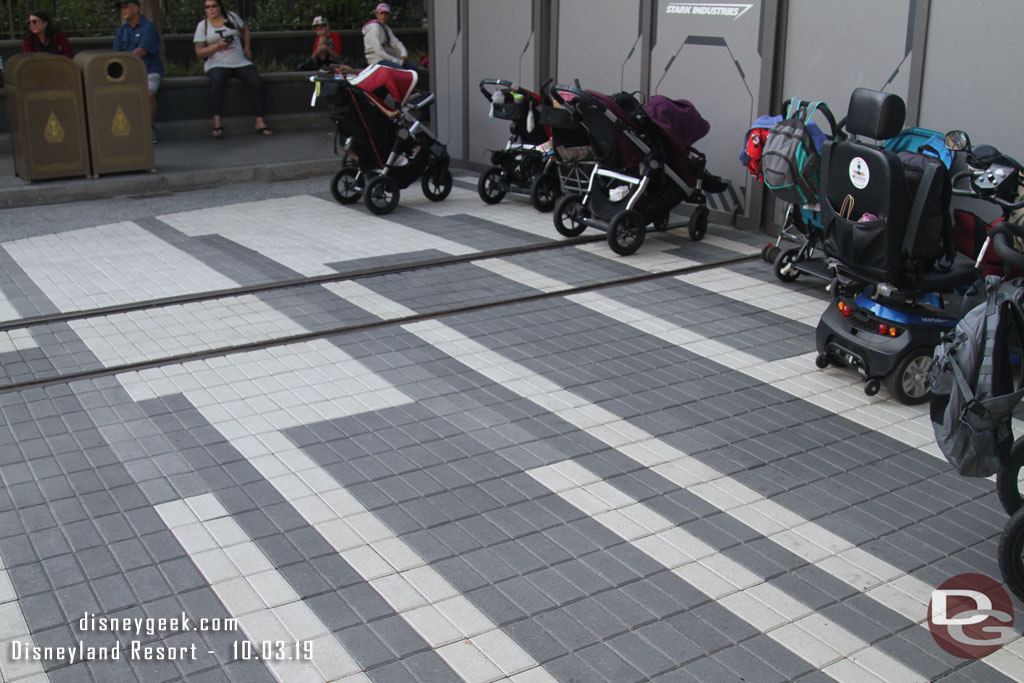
[644,96,710,155]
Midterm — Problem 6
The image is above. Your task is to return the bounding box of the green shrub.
[1,0,425,38]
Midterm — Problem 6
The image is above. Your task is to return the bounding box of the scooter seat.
[915,255,979,292]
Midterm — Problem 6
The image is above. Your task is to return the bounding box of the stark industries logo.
[928,573,1015,659]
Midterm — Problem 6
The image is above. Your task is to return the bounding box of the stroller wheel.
[553,194,587,237]
[421,164,453,202]
[330,167,364,205]
[773,248,801,283]
[999,507,1024,601]
[996,439,1024,515]
[364,175,401,215]
[688,207,708,241]
[814,353,830,369]
[478,167,507,204]
[653,213,671,232]
[530,172,560,213]
[886,348,933,405]
[608,210,646,256]
[864,378,881,397]
[765,245,781,264]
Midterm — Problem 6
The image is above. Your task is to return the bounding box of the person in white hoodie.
[362,3,414,70]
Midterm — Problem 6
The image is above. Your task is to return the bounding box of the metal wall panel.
[555,0,645,94]
[466,0,538,165]
[918,0,1024,161]
[781,0,914,121]
[430,0,466,160]
[649,0,766,220]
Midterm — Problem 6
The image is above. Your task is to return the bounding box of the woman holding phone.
[194,0,272,138]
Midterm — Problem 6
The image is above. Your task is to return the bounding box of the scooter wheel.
[885,348,934,405]
[815,353,830,369]
[864,379,881,397]
[997,438,1024,516]
[773,247,800,283]
[998,507,1024,601]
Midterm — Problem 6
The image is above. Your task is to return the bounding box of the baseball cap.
[312,16,327,26]
[375,3,391,14]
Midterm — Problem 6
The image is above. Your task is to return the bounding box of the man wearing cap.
[113,0,163,140]
[311,16,340,70]
[362,3,414,70]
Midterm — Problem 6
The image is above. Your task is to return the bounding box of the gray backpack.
[930,278,1024,477]
[761,99,827,205]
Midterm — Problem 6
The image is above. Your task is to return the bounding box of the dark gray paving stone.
[576,642,646,683]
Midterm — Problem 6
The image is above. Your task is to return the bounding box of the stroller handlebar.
[479,78,516,100]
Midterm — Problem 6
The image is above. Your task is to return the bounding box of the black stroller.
[532,90,597,212]
[550,84,725,255]
[476,79,552,208]
[316,64,452,215]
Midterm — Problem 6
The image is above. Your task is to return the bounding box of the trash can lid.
[4,53,81,89]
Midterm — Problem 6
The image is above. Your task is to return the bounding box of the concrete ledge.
[0,155,339,209]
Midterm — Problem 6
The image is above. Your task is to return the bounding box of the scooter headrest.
[845,88,906,141]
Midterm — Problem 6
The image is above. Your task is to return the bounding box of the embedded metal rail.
[0,240,758,394]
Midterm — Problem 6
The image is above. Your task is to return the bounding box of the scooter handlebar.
[990,224,1024,270]
[951,167,1024,212]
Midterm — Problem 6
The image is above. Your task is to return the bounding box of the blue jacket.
[114,15,164,76]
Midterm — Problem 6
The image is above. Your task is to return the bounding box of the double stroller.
[550,83,725,255]
[813,88,978,403]
[476,79,595,212]
[318,64,451,215]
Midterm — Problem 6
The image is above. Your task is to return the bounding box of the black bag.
[896,150,954,270]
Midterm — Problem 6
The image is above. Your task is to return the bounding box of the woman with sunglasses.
[22,10,74,57]
[193,0,272,138]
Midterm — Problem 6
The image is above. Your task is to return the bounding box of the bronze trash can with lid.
[74,50,154,176]
[3,53,90,181]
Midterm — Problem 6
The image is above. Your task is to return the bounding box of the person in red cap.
[311,15,340,70]
[362,2,414,70]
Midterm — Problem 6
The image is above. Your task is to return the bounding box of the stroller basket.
[538,105,576,130]
[493,100,530,121]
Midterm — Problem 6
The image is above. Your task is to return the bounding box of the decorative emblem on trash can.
[44,111,65,144]
[111,106,131,137]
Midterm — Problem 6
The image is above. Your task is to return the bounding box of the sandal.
[212,127,223,139]
[255,127,274,136]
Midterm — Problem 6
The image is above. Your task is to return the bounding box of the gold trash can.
[74,50,154,176]
[3,53,90,181]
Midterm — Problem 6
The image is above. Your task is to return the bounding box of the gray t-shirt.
[193,11,251,71]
